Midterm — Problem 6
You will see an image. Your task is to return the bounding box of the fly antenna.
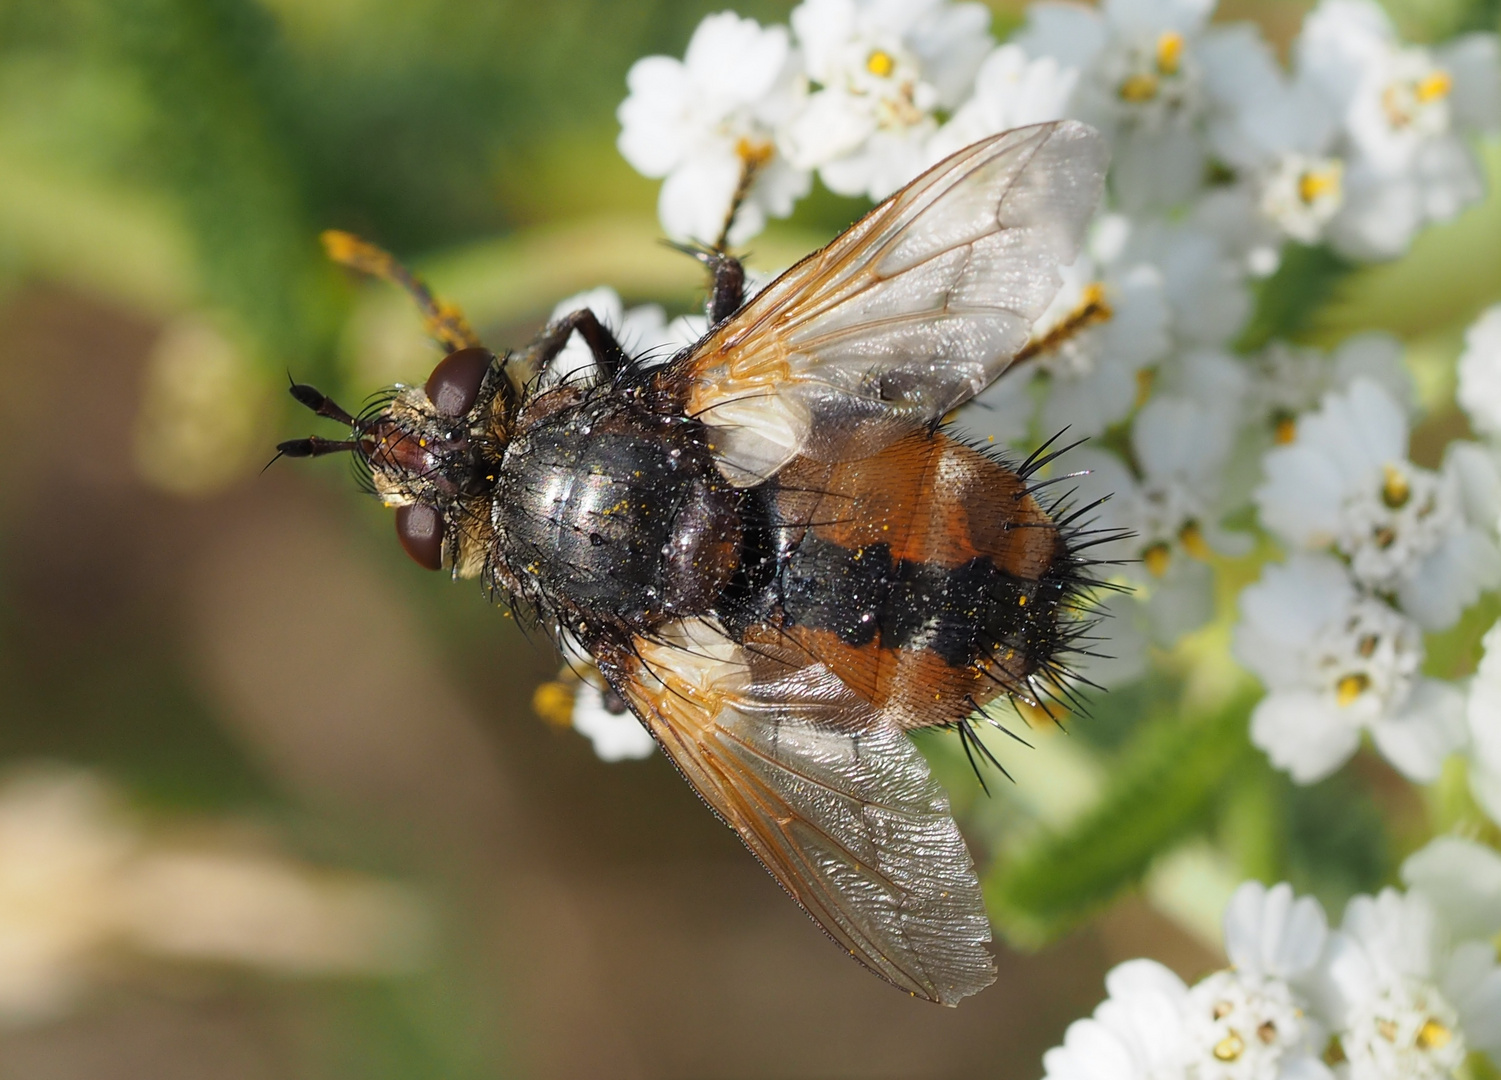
[276,436,363,458]
[287,379,357,427]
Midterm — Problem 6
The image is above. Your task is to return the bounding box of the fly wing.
[604,620,995,1005]
[668,120,1107,485]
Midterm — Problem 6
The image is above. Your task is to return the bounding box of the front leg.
[666,242,747,325]
[705,251,746,326]
[516,307,631,384]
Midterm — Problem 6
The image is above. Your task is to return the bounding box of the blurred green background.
[0,0,1498,1077]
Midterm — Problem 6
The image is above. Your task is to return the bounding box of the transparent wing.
[606,620,995,1005]
[672,120,1107,485]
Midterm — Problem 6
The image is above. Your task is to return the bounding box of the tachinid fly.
[280,121,1118,1005]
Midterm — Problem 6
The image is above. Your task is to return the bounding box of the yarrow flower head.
[1314,888,1501,1078]
[924,42,1078,164]
[1293,0,1501,260]
[1234,555,1466,784]
[1069,393,1248,645]
[963,213,1170,444]
[1018,0,1287,213]
[1256,378,1501,631]
[617,12,810,246]
[1042,882,1333,1080]
[779,0,992,199]
[1243,334,1413,448]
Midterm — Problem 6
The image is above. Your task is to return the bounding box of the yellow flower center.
[866,49,896,78]
[1273,414,1298,444]
[1416,70,1452,104]
[1213,1031,1245,1062]
[735,136,774,169]
[1179,520,1211,560]
[532,680,577,728]
[1416,1017,1452,1050]
[1156,31,1185,75]
[1119,72,1159,102]
[1381,464,1411,508]
[1336,673,1370,707]
[1144,541,1172,577]
[1298,164,1343,204]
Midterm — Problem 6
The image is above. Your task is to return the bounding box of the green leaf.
[985,693,1258,948]
[1236,243,1354,353]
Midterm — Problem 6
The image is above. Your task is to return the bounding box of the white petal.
[1111,127,1207,212]
[1413,136,1486,222]
[1470,622,1501,767]
[1069,592,1152,687]
[1338,887,1438,982]
[1042,1016,1143,1080]
[779,89,876,172]
[1144,558,1215,644]
[1098,960,1190,1072]
[657,153,743,246]
[1251,691,1361,783]
[617,57,692,176]
[1369,678,1468,782]
[1132,395,1233,484]
[1327,164,1423,261]
[1457,305,1501,436]
[1234,556,1352,682]
[683,13,789,104]
[1472,760,1501,824]
[1440,33,1501,134]
[1449,944,1501,1057]
[1278,1058,1337,1080]
[1330,331,1414,413]
[789,0,856,83]
[1401,836,1501,941]
[1396,526,1501,631]
[1041,355,1136,438]
[908,2,993,107]
[1256,446,1347,547]
[1308,929,1373,1028]
[1018,3,1110,71]
[962,369,1036,445]
[572,682,656,761]
[1223,880,1329,980]
[1104,956,1189,1000]
[1105,0,1213,35]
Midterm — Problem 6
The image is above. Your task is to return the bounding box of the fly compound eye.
[425,347,494,417]
[395,502,445,570]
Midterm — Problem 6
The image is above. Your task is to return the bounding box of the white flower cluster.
[1043,860,1501,1080]
[1225,300,1501,792]
[619,0,1499,256]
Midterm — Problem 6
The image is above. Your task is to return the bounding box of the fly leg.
[703,251,746,325]
[665,243,748,326]
[512,307,631,385]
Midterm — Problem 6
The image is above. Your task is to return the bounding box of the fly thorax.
[496,397,744,630]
